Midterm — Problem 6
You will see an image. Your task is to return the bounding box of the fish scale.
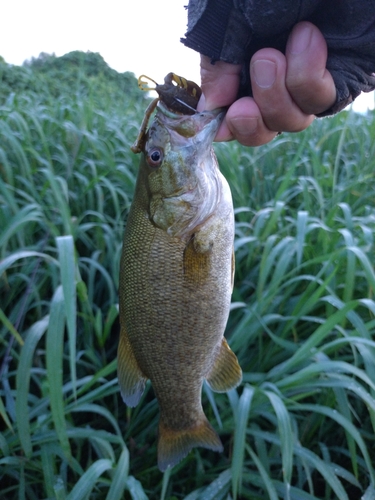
[117,74,242,471]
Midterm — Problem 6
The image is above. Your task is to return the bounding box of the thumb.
[198,55,242,111]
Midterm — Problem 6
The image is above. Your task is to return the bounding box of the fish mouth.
[158,100,224,118]
[156,102,225,141]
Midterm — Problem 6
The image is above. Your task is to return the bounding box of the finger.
[218,96,278,146]
[198,55,242,111]
[250,49,315,132]
[286,21,336,115]
[199,55,279,145]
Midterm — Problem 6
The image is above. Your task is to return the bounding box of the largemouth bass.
[118,73,242,471]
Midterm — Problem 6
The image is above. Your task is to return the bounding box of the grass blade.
[161,466,172,500]
[125,476,149,500]
[41,444,57,498]
[247,445,279,500]
[200,469,231,500]
[0,307,24,346]
[0,395,13,431]
[264,388,293,496]
[66,458,112,500]
[16,316,48,457]
[46,285,71,460]
[56,235,77,397]
[231,385,254,499]
[106,447,130,500]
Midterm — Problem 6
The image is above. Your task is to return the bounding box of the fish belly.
[120,205,233,391]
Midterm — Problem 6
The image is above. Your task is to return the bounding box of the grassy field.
[1,54,375,499]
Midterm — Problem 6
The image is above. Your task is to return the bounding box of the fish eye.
[147,147,164,168]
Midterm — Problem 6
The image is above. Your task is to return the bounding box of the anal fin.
[206,338,242,392]
[117,325,147,407]
[158,415,223,472]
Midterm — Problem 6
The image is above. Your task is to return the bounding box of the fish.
[117,73,242,472]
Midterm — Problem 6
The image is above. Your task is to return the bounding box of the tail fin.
[157,415,223,472]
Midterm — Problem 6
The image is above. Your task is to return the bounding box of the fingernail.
[288,24,312,54]
[196,94,206,112]
[230,116,258,137]
[252,60,276,89]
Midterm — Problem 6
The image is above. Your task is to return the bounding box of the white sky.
[0,0,373,113]
[0,0,200,85]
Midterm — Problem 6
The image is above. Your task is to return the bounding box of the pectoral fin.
[206,338,242,392]
[117,325,147,407]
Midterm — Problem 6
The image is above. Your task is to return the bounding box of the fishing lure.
[131,72,202,153]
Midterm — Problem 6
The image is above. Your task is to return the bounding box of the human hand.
[198,22,336,146]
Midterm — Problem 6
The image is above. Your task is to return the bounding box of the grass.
[1,76,375,499]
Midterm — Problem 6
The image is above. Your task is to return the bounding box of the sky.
[0,0,373,113]
[0,0,200,85]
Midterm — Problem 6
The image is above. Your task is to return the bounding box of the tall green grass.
[1,79,375,499]
[218,111,375,499]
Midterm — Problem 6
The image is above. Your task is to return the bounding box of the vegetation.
[1,51,375,499]
[0,51,139,103]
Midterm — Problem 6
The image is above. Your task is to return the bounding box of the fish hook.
[138,72,202,115]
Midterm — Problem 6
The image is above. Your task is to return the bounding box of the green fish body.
[118,101,242,471]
